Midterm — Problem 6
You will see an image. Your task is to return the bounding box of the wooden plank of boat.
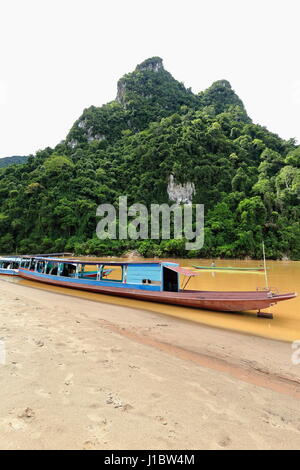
[193,265,266,272]
[18,266,297,313]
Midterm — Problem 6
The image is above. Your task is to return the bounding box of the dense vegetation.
[0,57,299,259]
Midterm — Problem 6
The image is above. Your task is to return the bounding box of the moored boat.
[17,257,297,314]
[193,265,266,272]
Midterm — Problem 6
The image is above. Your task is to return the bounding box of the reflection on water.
[3,258,300,342]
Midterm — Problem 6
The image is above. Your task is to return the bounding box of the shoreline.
[2,253,300,261]
[0,279,300,449]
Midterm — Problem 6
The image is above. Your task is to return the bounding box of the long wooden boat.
[193,265,266,272]
[17,257,297,313]
[0,257,20,276]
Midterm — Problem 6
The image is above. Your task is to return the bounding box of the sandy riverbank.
[0,278,300,450]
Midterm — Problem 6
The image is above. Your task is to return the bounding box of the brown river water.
[2,258,300,342]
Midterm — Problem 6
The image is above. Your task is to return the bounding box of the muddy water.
[3,258,300,342]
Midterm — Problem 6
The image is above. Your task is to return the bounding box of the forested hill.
[0,57,299,259]
[0,156,28,168]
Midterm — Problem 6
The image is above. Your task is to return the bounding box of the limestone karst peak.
[135,57,164,73]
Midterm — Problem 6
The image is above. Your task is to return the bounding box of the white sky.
[0,0,299,157]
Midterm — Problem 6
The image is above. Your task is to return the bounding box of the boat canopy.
[24,257,178,266]
[0,257,20,262]
[165,265,198,276]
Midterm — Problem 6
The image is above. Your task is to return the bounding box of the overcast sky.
[0,0,299,157]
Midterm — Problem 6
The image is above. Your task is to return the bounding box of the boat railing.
[256,286,279,295]
[269,287,279,295]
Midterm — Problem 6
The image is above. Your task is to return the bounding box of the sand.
[0,278,300,450]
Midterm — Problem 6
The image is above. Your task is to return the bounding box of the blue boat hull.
[0,268,18,276]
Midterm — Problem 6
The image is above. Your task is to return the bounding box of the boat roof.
[166,265,198,276]
[20,257,198,276]
[0,257,21,262]
[24,257,179,267]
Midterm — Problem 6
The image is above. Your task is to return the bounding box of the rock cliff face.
[167,175,195,204]
[116,80,127,106]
